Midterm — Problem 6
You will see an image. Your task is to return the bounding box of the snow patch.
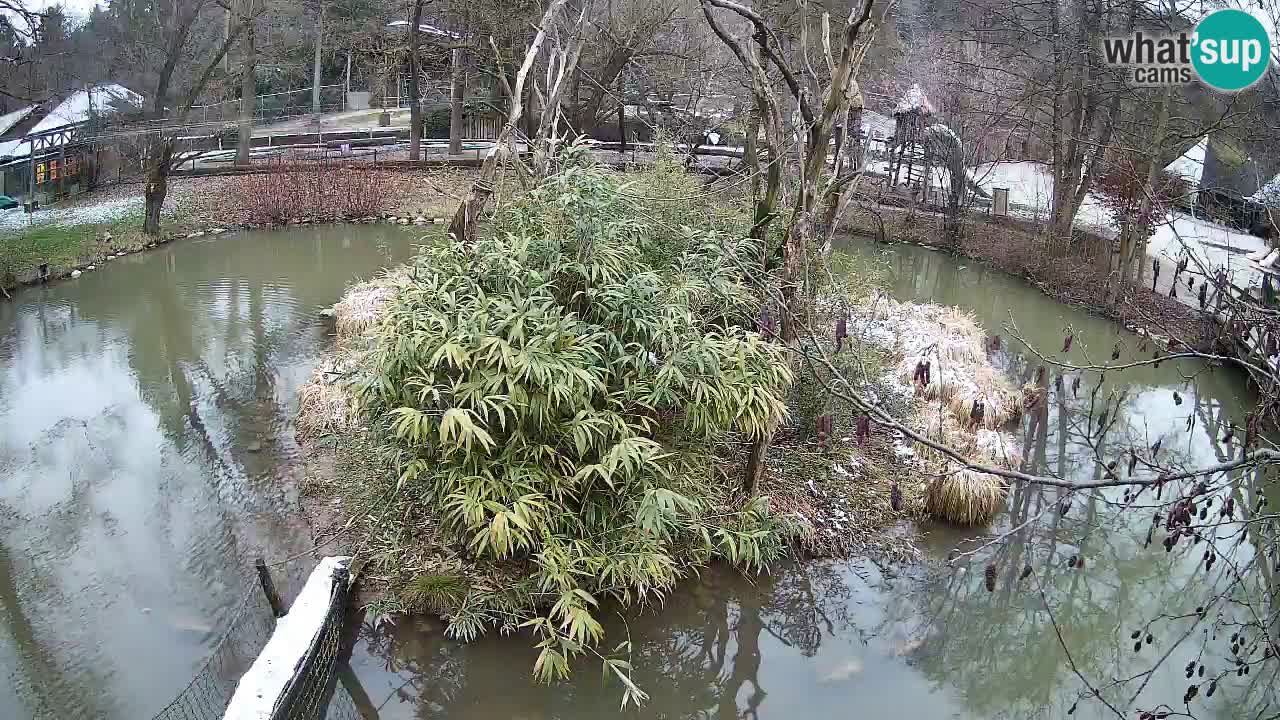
[0,196,144,233]
[0,105,35,136]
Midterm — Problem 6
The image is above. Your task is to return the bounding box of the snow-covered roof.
[894,84,934,115]
[32,85,143,136]
[0,85,142,161]
[386,20,462,39]
[1164,136,1206,189]
[0,105,35,137]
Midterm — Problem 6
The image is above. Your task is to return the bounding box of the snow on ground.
[969,160,1112,230]
[0,195,143,233]
[1147,212,1267,290]
[966,160,1269,290]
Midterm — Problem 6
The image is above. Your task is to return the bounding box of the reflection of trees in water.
[0,229,412,718]
[355,562,862,719]
[0,539,115,719]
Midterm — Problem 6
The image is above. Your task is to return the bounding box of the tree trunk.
[143,138,174,236]
[311,4,325,116]
[407,0,425,160]
[780,210,811,344]
[236,4,255,166]
[448,47,464,155]
[744,433,770,495]
[1126,86,1174,286]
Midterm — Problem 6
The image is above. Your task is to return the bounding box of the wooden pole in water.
[255,557,285,617]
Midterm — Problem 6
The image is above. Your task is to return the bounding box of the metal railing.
[190,85,348,126]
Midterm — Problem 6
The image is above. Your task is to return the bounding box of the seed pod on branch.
[1020,564,1032,580]
[835,313,848,353]
[1071,375,1081,397]
[1112,341,1121,360]
[890,481,902,512]
[1128,450,1139,476]
[969,400,985,427]
[984,563,997,592]
[1062,333,1074,353]
[1173,391,1182,406]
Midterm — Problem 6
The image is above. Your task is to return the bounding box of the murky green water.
[0,225,419,719]
[1,231,1274,719]
[346,239,1276,719]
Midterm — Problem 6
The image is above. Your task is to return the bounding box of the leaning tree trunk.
[447,0,566,244]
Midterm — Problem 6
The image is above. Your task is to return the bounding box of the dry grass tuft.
[296,357,360,439]
[333,280,395,346]
[923,469,1006,525]
[893,304,1022,430]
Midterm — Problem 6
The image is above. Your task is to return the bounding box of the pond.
[0,229,1272,719]
[0,224,421,719]
[345,239,1275,719]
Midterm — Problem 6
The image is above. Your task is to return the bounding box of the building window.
[35,162,45,184]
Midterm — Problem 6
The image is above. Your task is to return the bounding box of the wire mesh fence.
[270,564,352,720]
[149,561,360,720]
[190,86,347,126]
[149,583,278,720]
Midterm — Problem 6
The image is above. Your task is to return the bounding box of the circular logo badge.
[1192,9,1271,92]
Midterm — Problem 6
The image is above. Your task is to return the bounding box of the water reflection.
[347,239,1276,720]
[0,225,419,719]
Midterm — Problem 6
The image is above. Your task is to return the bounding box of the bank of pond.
[0,224,1270,720]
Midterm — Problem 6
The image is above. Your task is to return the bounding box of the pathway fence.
[190,86,347,126]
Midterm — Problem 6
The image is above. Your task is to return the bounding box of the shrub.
[1095,154,1188,238]
[237,163,396,224]
[356,151,795,699]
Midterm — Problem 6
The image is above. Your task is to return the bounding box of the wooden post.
[617,101,626,155]
[255,557,285,617]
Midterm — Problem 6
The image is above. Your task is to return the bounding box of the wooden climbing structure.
[887,83,934,194]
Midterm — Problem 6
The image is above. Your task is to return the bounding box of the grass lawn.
[0,212,149,292]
